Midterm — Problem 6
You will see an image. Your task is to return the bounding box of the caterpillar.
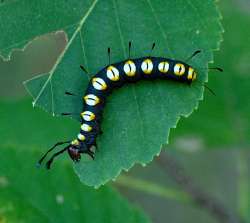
[38,42,221,169]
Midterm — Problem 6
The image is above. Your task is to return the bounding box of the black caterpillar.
[38,42,222,169]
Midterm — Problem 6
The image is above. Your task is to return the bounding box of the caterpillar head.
[68,145,81,162]
[68,141,95,162]
[38,140,88,169]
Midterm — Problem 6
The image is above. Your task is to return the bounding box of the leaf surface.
[0,146,149,223]
[8,0,224,186]
[0,99,150,222]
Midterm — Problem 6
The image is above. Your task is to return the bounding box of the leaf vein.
[112,0,147,149]
[50,79,55,116]
[79,29,91,80]
[145,0,174,57]
[32,0,99,107]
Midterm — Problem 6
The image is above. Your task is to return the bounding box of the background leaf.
[169,0,250,148]
[0,0,95,59]
[0,100,150,223]
[3,0,223,187]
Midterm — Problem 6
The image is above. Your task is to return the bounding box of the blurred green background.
[0,0,249,223]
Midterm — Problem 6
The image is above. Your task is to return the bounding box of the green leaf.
[5,0,223,187]
[0,99,79,150]
[0,144,150,223]
[0,0,96,59]
[169,0,250,148]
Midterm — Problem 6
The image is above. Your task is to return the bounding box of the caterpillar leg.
[86,150,95,160]
[77,144,95,160]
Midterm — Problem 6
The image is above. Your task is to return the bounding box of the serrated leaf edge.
[75,0,224,187]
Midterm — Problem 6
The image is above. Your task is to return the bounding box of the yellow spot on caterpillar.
[188,67,194,80]
[107,66,120,81]
[193,72,197,80]
[84,94,100,106]
[81,124,92,132]
[158,61,169,73]
[71,139,79,146]
[124,60,136,76]
[92,78,107,90]
[174,63,185,76]
[81,111,95,121]
[77,133,86,141]
[141,59,153,74]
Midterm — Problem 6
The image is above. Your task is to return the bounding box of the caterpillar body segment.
[68,56,197,165]
[38,48,199,169]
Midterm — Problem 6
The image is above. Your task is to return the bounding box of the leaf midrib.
[31,0,99,113]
